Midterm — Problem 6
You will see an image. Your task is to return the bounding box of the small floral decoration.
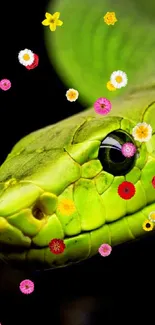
[152,176,155,188]
[103,12,117,25]
[98,243,112,257]
[18,49,39,70]
[148,211,155,223]
[26,54,39,70]
[94,97,112,115]
[118,181,136,200]
[110,70,128,89]
[142,219,154,232]
[106,81,116,91]
[121,142,136,158]
[49,238,66,254]
[132,122,152,142]
[0,79,11,91]
[66,88,79,102]
[19,279,34,295]
[58,198,76,215]
[18,49,34,66]
[42,12,63,32]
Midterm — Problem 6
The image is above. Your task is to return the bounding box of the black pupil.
[109,148,125,163]
[98,130,136,176]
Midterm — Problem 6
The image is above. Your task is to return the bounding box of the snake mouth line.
[1,201,155,257]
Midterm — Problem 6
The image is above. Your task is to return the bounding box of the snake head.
[0,105,155,269]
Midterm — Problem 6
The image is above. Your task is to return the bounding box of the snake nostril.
[32,206,44,220]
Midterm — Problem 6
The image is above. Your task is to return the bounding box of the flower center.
[115,76,122,83]
[53,243,60,251]
[23,54,30,61]
[100,104,105,109]
[69,92,75,98]
[50,18,55,23]
[138,126,148,137]
[64,203,70,210]
[124,187,129,193]
[146,223,151,228]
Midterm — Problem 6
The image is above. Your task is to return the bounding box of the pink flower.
[19,279,34,295]
[121,142,136,158]
[94,97,112,115]
[0,79,11,91]
[98,243,112,257]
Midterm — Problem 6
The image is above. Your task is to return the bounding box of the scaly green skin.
[1,0,155,269]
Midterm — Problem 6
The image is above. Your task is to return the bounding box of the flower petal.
[53,12,60,19]
[42,19,50,26]
[57,19,63,26]
[45,12,53,20]
[50,23,57,31]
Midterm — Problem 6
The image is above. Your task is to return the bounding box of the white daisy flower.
[18,49,34,66]
[110,70,128,89]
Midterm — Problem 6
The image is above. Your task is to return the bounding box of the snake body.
[0,0,155,269]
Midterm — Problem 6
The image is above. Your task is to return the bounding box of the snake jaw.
[1,154,155,270]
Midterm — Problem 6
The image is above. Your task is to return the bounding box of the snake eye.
[98,130,136,176]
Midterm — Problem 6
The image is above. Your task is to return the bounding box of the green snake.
[1,0,155,269]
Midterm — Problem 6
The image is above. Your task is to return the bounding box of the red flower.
[152,176,155,188]
[118,181,136,200]
[49,238,65,254]
[26,54,39,70]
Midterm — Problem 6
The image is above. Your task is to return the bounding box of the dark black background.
[0,1,155,324]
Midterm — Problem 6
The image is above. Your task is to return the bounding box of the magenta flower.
[98,243,112,257]
[121,142,136,158]
[19,279,34,295]
[0,79,11,91]
[94,97,112,115]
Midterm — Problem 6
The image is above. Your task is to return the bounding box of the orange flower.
[58,198,76,215]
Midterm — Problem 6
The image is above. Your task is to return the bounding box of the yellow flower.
[148,211,155,223]
[142,219,154,232]
[42,12,63,32]
[58,199,76,215]
[132,122,152,143]
[103,12,117,25]
[106,81,116,91]
[66,88,79,102]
